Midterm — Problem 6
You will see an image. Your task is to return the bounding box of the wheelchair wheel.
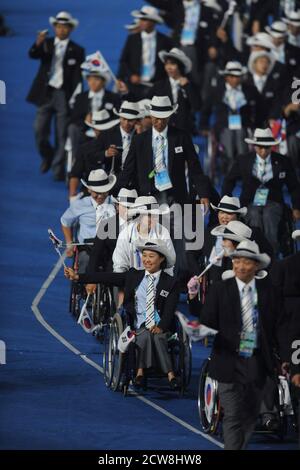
[170,316,192,394]
[178,325,192,392]
[93,284,114,327]
[102,323,113,388]
[198,358,220,434]
[109,313,124,392]
[69,281,82,319]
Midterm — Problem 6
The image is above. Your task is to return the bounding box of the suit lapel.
[155,272,170,303]
[229,278,243,328]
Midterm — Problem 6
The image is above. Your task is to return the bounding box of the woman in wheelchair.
[64,239,180,389]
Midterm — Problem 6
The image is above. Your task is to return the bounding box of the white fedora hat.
[222,269,268,281]
[145,95,178,118]
[159,48,192,74]
[81,169,116,193]
[111,188,138,207]
[292,229,300,240]
[248,50,276,76]
[131,5,164,24]
[231,240,271,270]
[81,66,110,82]
[124,20,140,31]
[211,220,252,242]
[138,98,152,117]
[210,195,248,215]
[265,21,288,38]
[49,11,79,28]
[135,239,176,268]
[127,196,169,217]
[246,32,276,50]
[113,101,142,120]
[245,127,281,146]
[219,61,247,77]
[283,10,300,27]
[85,109,119,131]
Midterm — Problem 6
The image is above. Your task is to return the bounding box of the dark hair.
[165,58,185,76]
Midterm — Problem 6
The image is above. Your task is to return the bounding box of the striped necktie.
[154,135,165,172]
[145,274,156,329]
[241,285,253,332]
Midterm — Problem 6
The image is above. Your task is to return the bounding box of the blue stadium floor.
[0,0,298,450]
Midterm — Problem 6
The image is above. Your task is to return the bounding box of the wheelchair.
[103,309,192,396]
[197,358,293,440]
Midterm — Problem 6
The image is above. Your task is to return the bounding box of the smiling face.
[217,211,237,225]
[142,249,165,273]
[232,257,259,283]
[89,189,109,205]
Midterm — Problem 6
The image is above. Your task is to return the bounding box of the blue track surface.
[0,1,298,450]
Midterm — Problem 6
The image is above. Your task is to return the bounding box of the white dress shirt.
[88,89,105,112]
[120,126,133,167]
[112,220,175,274]
[252,154,273,183]
[253,73,268,93]
[48,37,69,89]
[141,30,157,81]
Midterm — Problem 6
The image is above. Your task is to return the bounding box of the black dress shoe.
[169,377,179,390]
[40,159,52,174]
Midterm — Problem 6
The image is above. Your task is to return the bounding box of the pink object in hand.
[187,276,200,295]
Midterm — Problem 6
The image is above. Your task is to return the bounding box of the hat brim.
[145,103,178,118]
[113,108,142,120]
[127,204,170,217]
[49,17,79,28]
[282,18,300,26]
[231,250,271,270]
[210,225,249,242]
[219,68,247,77]
[222,269,268,280]
[82,70,111,82]
[265,26,286,38]
[111,195,136,207]
[210,203,248,215]
[81,173,116,193]
[131,10,164,24]
[244,137,281,146]
[158,50,192,74]
[84,117,119,131]
[292,229,300,240]
[135,243,175,268]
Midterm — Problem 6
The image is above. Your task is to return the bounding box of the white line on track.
[31,256,223,449]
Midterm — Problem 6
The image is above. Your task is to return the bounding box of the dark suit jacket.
[146,0,223,65]
[244,65,286,126]
[270,252,300,364]
[148,78,196,133]
[222,151,300,209]
[118,31,173,83]
[201,277,279,382]
[79,268,180,332]
[86,214,121,273]
[200,82,259,134]
[114,126,210,204]
[27,37,85,106]
[70,90,121,127]
[70,125,128,179]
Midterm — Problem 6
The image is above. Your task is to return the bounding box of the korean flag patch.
[160,290,169,298]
